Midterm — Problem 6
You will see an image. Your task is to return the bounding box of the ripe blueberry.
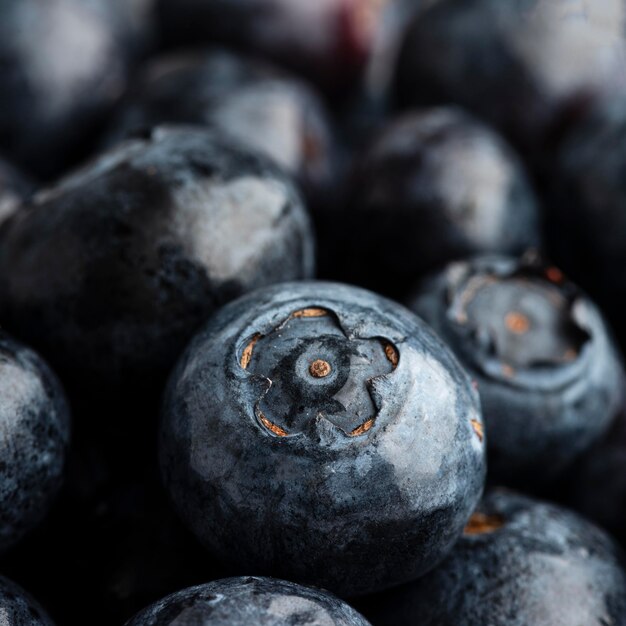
[409,255,625,487]
[335,108,540,296]
[0,576,54,625]
[126,577,371,625]
[106,49,335,206]
[0,127,314,399]
[363,490,626,626]
[160,281,485,596]
[393,0,626,162]
[0,330,70,553]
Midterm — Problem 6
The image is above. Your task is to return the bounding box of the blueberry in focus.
[0,126,314,400]
[0,0,141,178]
[155,0,380,97]
[334,107,540,296]
[551,97,626,341]
[393,0,626,164]
[0,156,33,228]
[105,49,336,206]
[126,577,372,625]
[0,331,70,554]
[0,575,54,625]
[160,281,486,596]
[362,490,626,626]
[409,255,625,488]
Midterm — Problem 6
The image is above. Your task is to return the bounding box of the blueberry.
[126,577,371,625]
[551,98,626,341]
[409,255,625,488]
[393,0,626,163]
[0,575,54,625]
[0,330,69,553]
[155,0,379,97]
[0,0,142,179]
[105,49,335,207]
[0,127,314,400]
[0,157,32,228]
[362,490,626,626]
[160,281,485,596]
[332,108,540,297]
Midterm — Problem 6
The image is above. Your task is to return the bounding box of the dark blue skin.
[105,49,335,206]
[393,0,626,165]
[362,490,626,626]
[334,107,540,297]
[160,281,486,597]
[126,577,372,626]
[155,0,378,97]
[0,0,152,179]
[0,331,70,554]
[0,127,314,400]
[409,255,625,488]
[0,157,32,227]
[551,97,626,345]
[0,576,54,625]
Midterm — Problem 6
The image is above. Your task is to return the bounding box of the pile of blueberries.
[2,0,626,624]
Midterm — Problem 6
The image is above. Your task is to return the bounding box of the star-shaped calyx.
[239,308,398,437]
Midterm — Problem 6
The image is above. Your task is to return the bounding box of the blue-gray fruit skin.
[0,0,146,179]
[160,281,486,597]
[126,577,372,626]
[105,49,335,206]
[0,127,314,398]
[393,0,626,164]
[337,107,540,297]
[362,490,626,626]
[0,157,32,227]
[0,575,55,625]
[409,255,625,489]
[0,331,70,554]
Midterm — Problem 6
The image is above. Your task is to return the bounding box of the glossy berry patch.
[335,107,540,297]
[160,282,486,597]
[0,126,314,399]
[393,0,626,161]
[362,490,626,626]
[0,331,70,554]
[0,574,54,625]
[105,49,335,206]
[409,255,625,487]
[126,577,372,626]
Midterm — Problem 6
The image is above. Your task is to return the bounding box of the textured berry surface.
[0,331,70,553]
[126,577,372,625]
[160,281,485,596]
[0,576,54,626]
[363,490,626,626]
[0,126,314,396]
[410,255,625,486]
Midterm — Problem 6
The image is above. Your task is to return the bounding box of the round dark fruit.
[394,0,626,161]
[0,576,54,625]
[0,330,70,553]
[105,49,335,205]
[126,577,371,625]
[363,490,626,626]
[160,281,486,596]
[409,255,625,487]
[0,126,314,398]
[337,107,540,296]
